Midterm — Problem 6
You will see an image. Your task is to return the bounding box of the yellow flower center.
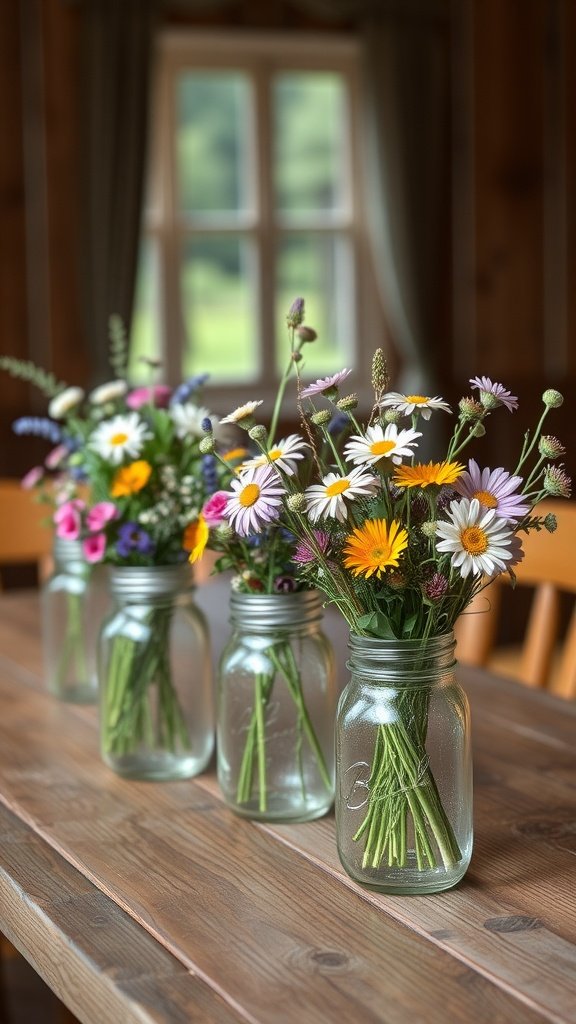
[239,483,260,507]
[461,525,489,555]
[371,545,391,561]
[268,448,282,461]
[406,395,428,405]
[369,440,396,456]
[111,432,128,446]
[325,479,350,497]
[473,489,498,508]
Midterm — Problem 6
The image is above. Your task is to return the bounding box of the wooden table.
[0,581,575,1024]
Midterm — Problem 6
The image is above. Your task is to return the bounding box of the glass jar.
[336,632,472,894]
[41,537,100,703]
[98,565,213,780]
[217,590,336,822]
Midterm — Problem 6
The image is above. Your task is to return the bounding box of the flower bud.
[296,325,317,343]
[286,297,305,328]
[201,417,212,434]
[544,512,558,533]
[291,350,303,362]
[538,435,565,459]
[199,436,215,454]
[471,422,486,437]
[287,493,307,513]
[248,424,268,444]
[382,408,401,424]
[336,394,358,411]
[542,388,563,408]
[311,410,331,426]
[371,348,389,395]
[458,397,483,420]
[420,520,438,539]
[543,465,572,498]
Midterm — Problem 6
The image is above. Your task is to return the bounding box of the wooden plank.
[0,674,554,1024]
[0,804,242,1024]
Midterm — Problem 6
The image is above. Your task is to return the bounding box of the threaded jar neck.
[229,589,323,632]
[53,537,87,569]
[108,564,193,601]
[348,631,456,683]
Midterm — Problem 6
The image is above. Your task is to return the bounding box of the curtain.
[359,3,451,397]
[79,0,161,380]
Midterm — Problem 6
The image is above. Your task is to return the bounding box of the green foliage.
[0,356,65,398]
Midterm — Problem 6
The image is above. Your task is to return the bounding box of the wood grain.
[0,587,575,1023]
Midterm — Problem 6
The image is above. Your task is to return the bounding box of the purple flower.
[273,575,298,593]
[13,417,62,444]
[169,374,210,406]
[469,376,518,412]
[300,369,352,399]
[116,522,156,558]
[293,530,331,564]
[286,297,305,328]
[454,459,530,521]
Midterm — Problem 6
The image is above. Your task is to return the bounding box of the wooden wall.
[0,0,574,482]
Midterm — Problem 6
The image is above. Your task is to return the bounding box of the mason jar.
[217,590,336,822]
[41,537,100,703]
[336,632,473,894]
[98,565,213,780]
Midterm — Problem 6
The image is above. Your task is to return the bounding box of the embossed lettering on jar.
[336,632,473,894]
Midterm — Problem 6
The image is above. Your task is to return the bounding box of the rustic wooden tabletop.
[0,582,575,1024]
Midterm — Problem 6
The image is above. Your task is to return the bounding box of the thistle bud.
[287,492,307,513]
[542,388,563,408]
[201,417,212,434]
[382,408,401,424]
[199,436,215,454]
[543,465,572,498]
[471,422,486,437]
[544,512,558,533]
[248,424,268,444]
[458,397,483,421]
[286,297,305,328]
[311,410,331,426]
[538,435,565,459]
[420,520,438,539]
[336,394,358,411]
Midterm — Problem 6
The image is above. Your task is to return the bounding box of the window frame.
[141,29,382,413]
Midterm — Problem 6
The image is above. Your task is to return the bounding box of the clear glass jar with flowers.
[190,300,337,821]
[206,309,570,890]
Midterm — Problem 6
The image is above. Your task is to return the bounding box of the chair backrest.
[0,479,53,585]
[454,499,576,699]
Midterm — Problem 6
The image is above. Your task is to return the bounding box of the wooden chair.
[455,499,576,699]
[0,478,53,587]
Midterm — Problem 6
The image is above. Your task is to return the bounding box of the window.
[131,32,380,409]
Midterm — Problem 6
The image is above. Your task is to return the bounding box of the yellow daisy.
[183,514,209,563]
[110,460,152,497]
[343,519,409,579]
[393,461,464,489]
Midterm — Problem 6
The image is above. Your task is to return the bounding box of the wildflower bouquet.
[2,322,222,766]
[191,299,335,817]
[270,342,570,876]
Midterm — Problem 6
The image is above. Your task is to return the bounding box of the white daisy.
[170,403,221,440]
[220,400,263,426]
[48,387,85,420]
[379,391,452,420]
[305,466,378,523]
[89,412,152,465]
[89,380,128,405]
[344,423,422,468]
[242,434,310,476]
[224,464,285,536]
[435,497,515,578]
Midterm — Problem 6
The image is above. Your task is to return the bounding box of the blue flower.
[169,374,210,406]
[116,522,156,558]
[12,417,62,444]
[327,411,349,435]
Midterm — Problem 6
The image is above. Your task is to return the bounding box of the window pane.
[275,234,353,375]
[181,235,257,381]
[129,238,161,382]
[274,73,347,215]
[176,72,251,214]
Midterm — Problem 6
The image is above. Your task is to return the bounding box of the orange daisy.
[343,519,409,579]
[110,460,152,497]
[393,461,464,489]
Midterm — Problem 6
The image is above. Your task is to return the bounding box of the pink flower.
[86,501,118,533]
[126,385,172,410]
[21,466,44,490]
[83,533,106,563]
[55,509,81,540]
[45,444,69,470]
[201,490,229,527]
